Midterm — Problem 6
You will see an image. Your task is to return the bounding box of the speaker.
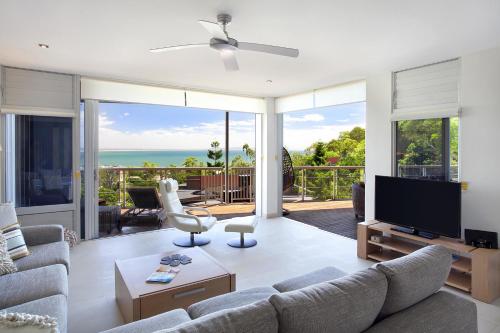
[465,229,498,249]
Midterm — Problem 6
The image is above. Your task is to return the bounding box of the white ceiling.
[1,0,500,97]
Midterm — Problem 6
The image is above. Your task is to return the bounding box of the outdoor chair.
[159,178,216,247]
[119,187,163,230]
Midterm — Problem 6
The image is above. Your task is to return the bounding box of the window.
[15,115,73,207]
[395,117,458,181]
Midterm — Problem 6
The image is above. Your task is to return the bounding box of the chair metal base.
[227,233,257,248]
[173,234,210,247]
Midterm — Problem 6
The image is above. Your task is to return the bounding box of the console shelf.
[358,220,500,303]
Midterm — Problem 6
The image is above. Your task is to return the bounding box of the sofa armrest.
[364,291,478,333]
[21,225,64,246]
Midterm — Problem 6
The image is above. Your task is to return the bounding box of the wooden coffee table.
[115,247,236,323]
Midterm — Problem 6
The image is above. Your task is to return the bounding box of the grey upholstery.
[364,291,478,333]
[2,294,67,333]
[374,245,452,318]
[101,309,191,333]
[159,300,278,333]
[15,241,70,273]
[188,286,278,319]
[100,245,477,333]
[272,266,347,292]
[0,264,68,309]
[269,268,387,333]
[21,225,64,246]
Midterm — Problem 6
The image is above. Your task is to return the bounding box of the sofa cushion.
[21,225,64,247]
[101,309,191,333]
[1,294,67,333]
[158,300,278,333]
[15,241,70,273]
[0,264,68,309]
[272,266,347,292]
[269,268,387,333]
[374,245,452,318]
[188,286,278,319]
[364,291,478,333]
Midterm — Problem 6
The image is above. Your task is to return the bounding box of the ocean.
[99,150,249,167]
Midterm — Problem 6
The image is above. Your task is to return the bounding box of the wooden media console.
[358,220,500,303]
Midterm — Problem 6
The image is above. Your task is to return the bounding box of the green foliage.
[288,126,366,200]
[397,119,442,166]
[242,144,256,162]
[310,142,327,166]
[182,156,204,167]
[207,141,224,167]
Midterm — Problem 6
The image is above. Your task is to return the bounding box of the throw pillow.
[1,223,30,260]
[0,312,58,333]
[0,203,29,260]
[0,234,17,275]
[0,202,18,229]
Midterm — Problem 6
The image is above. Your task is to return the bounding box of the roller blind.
[185,90,265,113]
[1,67,77,117]
[81,78,265,113]
[392,59,460,121]
[275,92,314,113]
[80,78,185,107]
[276,80,366,113]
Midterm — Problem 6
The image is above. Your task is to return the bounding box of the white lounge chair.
[159,178,216,247]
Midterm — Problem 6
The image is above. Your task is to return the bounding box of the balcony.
[97,165,365,239]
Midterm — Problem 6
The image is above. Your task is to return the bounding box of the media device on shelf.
[375,175,461,239]
[465,229,498,249]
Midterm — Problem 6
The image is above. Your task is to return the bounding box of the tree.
[230,155,252,167]
[242,144,256,161]
[207,141,224,167]
[183,156,203,167]
[310,142,327,166]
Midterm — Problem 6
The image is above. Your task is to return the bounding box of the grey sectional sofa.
[103,245,478,333]
[0,225,70,333]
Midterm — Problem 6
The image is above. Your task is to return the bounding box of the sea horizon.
[98,149,253,167]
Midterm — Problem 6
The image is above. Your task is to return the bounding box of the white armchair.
[159,178,216,247]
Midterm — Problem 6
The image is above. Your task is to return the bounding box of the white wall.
[365,46,500,235]
[365,73,393,219]
[460,47,500,234]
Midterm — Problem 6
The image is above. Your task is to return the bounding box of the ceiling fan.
[150,14,299,71]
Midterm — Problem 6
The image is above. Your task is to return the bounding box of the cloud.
[123,112,130,117]
[284,113,325,123]
[99,114,114,127]
[99,118,255,150]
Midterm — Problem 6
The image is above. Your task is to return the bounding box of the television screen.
[375,176,461,238]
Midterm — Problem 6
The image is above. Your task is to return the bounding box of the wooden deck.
[191,200,353,215]
[101,200,359,240]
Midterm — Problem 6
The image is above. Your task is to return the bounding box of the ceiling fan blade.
[220,51,239,71]
[237,42,299,58]
[149,43,208,53]
[198,20,228,41]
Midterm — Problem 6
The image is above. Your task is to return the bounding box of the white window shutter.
[392,59,460,121]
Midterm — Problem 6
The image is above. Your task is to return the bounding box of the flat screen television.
[375,175,461,238]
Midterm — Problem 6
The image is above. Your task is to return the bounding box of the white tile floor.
[68,217,500,333]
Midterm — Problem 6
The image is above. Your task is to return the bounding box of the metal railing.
[98,166,255,207]
[289,166,365,201]
[98,165,365,207]
[397,165,459,181]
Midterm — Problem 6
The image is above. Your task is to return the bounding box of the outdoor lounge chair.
[119,187,163,230]
[159,178,216,247]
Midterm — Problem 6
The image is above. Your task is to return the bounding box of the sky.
[96,101,365,151]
